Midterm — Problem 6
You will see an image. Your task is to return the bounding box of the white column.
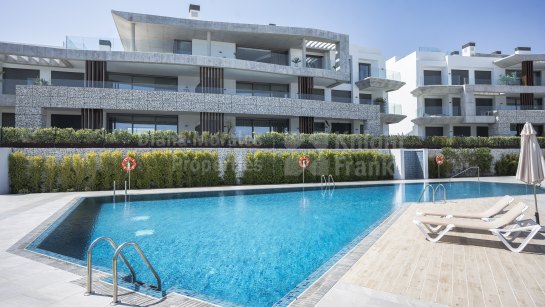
[130,23,136,52]
[206,31,212,56]
[301,38,306,68]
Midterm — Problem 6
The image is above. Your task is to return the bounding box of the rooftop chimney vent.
[492,50,501,55]
[515,47,531,54]
[189,4,200,19]
[450,51,459,55]
[462,42,476,56]
[99,40,111,52]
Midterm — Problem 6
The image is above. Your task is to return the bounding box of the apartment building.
[0,6,404,136]
[387,43,545,137]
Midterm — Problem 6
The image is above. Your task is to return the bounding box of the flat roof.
[112,10,347,52]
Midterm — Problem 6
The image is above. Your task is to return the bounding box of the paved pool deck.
[0,177,543,306]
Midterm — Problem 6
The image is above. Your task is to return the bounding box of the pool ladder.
[320,175,336,188]
[85,237,162,305]
[418,184,446,204]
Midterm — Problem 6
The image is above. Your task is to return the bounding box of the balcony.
[15,85,381,123]
[411,85,463,96]
[355,68,405,92]
[380,103,406,124]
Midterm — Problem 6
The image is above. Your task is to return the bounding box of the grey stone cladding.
[490,110,545,136]
[15,85,383,134]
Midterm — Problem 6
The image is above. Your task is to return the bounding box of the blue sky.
[1,0,544,59]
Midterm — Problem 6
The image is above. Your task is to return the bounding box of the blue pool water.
[32,181,542,306]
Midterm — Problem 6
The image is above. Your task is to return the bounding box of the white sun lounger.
[413,202,541,253]
[416,195,514,220]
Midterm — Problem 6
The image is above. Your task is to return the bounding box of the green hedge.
[495,153,520,176]
[2,128,542,149]
[242,150,394,185]
[429,147,493,178]
[8,150,222,193]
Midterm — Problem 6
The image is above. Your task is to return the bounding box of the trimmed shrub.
[59,155,74,191]
[429,147,493,178]
[495,153,520,176]
[44,156,57,192]
[9,152,30,193]
[223,153,237,185]
[241,150,394,185]
[28,156,44,193]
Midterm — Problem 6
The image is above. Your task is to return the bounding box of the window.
[108,74,177,92]
[505,70,521,85]
[477,126,489,137]
[311,88,325,101]
[306,55,324,69]
[313,122,325,132]
[331,90,352,103]
[236,82,289,98]
[451,70,469,85]
[360,124,365,135]
[51,71,84,87]
[452,98,461,116]
[235,47,288,65]
[1,113,15,127]
[331,123,351,134]
[2,68,40,94]
[534,71,542,86]
[425,127,444,137]
[108,114,178,133]
[174,40,192,55]
[423,70,442,85]
[424,98,443,115]
[51,114,82,129]
[359,63,371,80]
[475,71,492,85]
[453,126,471,137]
[234,118,289,137]
[476,98,493,115]
[359,94,372,105]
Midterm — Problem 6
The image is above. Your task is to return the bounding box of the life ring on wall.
[298,155,311,169]
[435,154,445,166]
[122,157,137,172]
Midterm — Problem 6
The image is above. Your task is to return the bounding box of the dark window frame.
[107,114,178,133]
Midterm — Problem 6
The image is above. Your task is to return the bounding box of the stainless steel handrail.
[320,175,327,188]
[328,175,336,188]
[418,184,434,202]
[112,242,161,305]
[449,166,480,182]
[85,237,136,295]
[433,184,447,203]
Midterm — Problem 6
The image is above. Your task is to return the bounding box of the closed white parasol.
[516,122,545,225]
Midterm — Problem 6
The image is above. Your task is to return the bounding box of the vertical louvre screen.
[298,76,314,99]
[200,112,224,133]
[199,67,224,94]
[521,61,534,86]
[299,116,314,134]
[81,109,103,129]
[85,60,107,88]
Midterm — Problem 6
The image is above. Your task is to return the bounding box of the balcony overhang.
[465,84,545,95]
[493,54,545,68]
[411,85,463,97]
[412,115,495,125]
[380,113,406,124]
[356,77,405,92]
[412,115,464,125]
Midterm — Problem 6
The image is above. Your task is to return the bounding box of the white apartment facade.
[387,43,545,137]
[0,5,404,136]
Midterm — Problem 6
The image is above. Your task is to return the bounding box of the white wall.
[0,148,10,194]
[386,52,418,135]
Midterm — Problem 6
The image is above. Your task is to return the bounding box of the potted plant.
[291,57,301,67]
[374,97,387,112]
[33,78,49,86]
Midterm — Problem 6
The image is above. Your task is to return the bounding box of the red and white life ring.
[122,157,137,172]
[298,155,311,169]
[435,154,445,166]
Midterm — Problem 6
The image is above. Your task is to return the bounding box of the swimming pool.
[29,181,541,306]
